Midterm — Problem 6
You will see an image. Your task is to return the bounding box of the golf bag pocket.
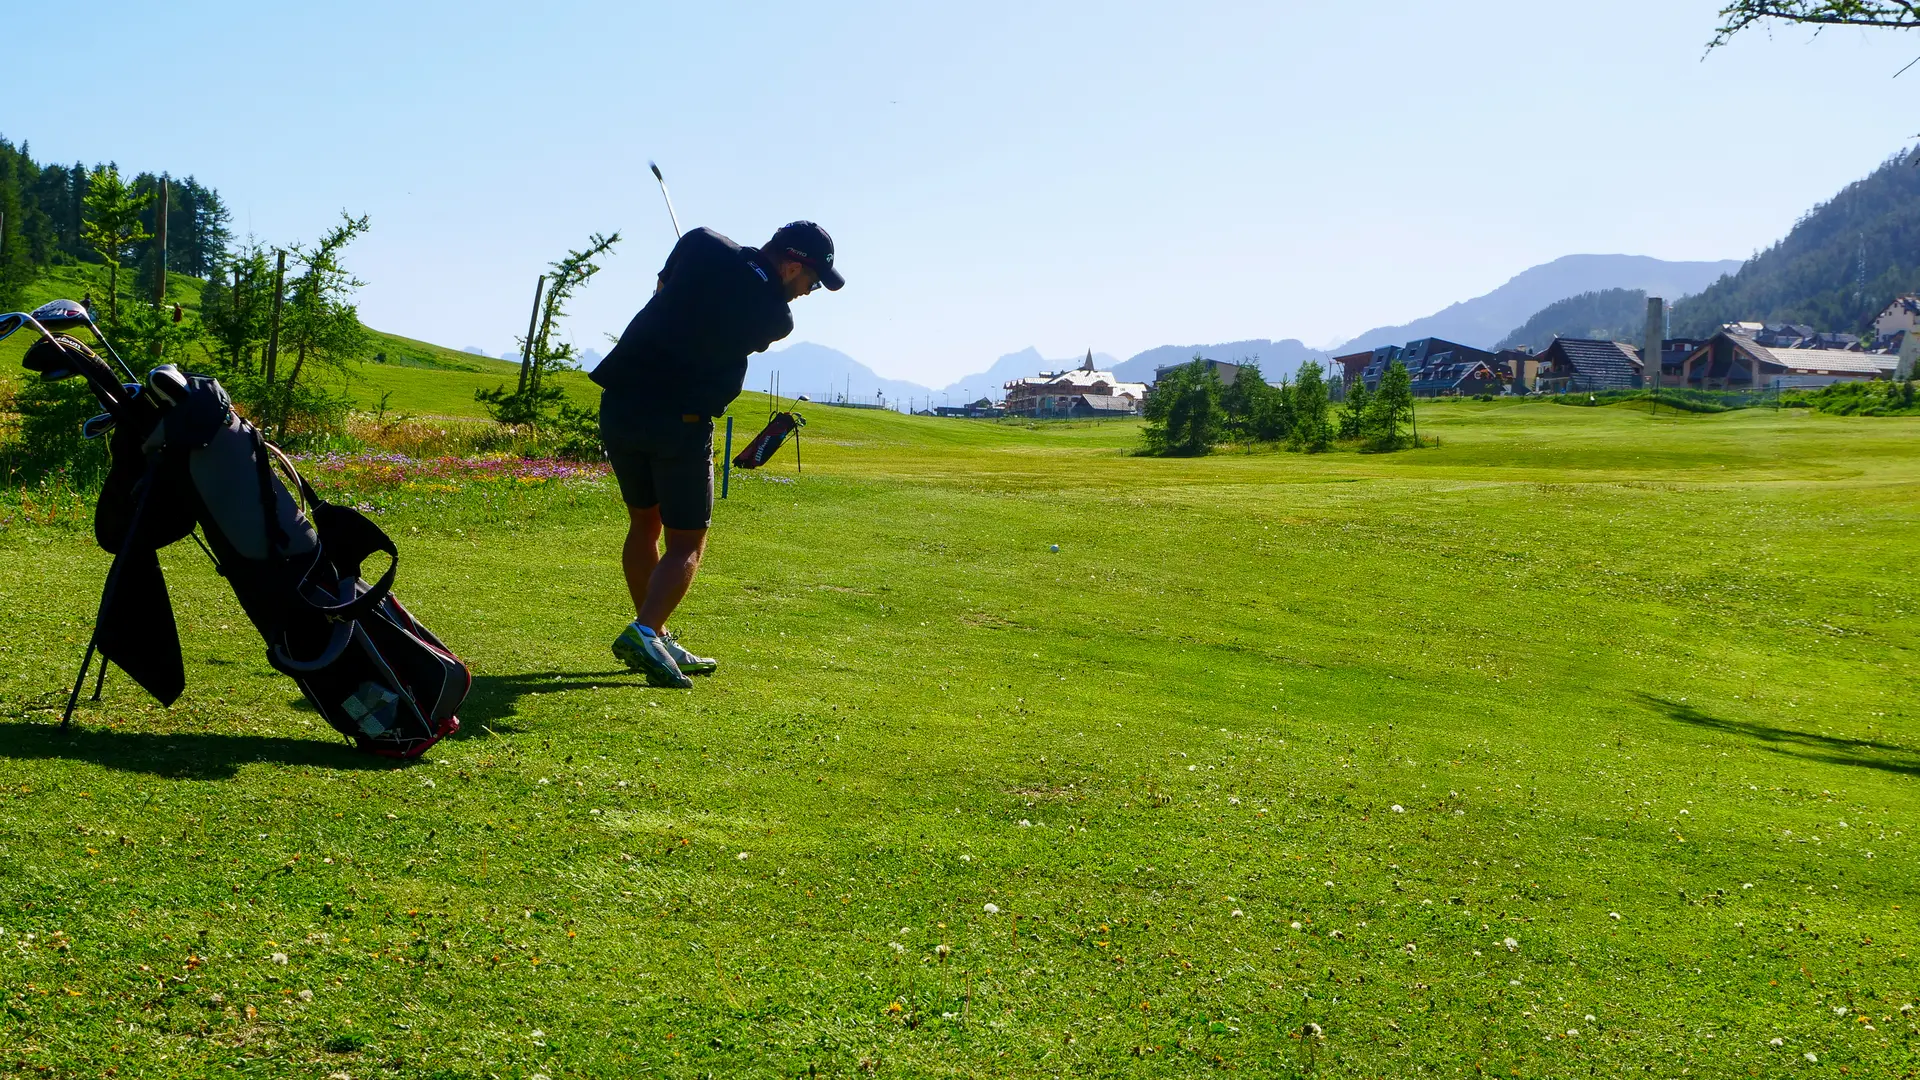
[271,615,451,758]
[266,504,471,758]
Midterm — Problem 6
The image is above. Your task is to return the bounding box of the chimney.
[1644,296,1665,390]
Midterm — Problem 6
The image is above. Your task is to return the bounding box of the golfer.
[591,221,844,688]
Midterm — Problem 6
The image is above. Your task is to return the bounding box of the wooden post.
[265,249,286,386]
[152,179,169,304]
[516,274,546,396]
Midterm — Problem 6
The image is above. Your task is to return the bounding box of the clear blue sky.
[4,1,1917,384]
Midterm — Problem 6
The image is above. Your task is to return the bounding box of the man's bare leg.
[636,526,707,633]
[622,504,663,620]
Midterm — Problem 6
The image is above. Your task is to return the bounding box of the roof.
[1548,338,1643,383]
[1742,340,1891,375]
[1074,394,1140,412]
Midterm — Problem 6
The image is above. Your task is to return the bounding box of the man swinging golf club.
[592,219,843,687]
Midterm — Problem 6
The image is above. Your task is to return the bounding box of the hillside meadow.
[1,396,1916,1078]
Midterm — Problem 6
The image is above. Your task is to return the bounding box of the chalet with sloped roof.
[1536,338,1644,392]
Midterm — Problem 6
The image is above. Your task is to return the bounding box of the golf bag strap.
[261,438,401,626]
[270,619,355,673]
[251,428,293,558]
[304,501,400,625]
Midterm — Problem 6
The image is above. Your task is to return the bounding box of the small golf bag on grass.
[6,302,468,758]
[732,410,805,470]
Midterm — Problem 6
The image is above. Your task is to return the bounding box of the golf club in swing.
[649,161,682,239]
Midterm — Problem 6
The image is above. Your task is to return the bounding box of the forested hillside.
[1671,149,1920,336]
[0,136,230,312]
[1496,288,1648,351]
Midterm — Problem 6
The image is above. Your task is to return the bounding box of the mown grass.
[1,397,1917,1078]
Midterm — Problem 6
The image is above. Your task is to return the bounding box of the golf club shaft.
[650,162,682,239]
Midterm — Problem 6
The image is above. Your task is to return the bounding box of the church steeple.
[1081,349,1095,372]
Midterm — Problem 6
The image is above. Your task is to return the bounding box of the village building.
[1873,296,1920,340]
[1357,338,1497,395]
[1151,358,1242,386]
[1004,351,1149,418]
[1332,350,1374,394]
[1496,347,1539,393]
[1671,332,1894,389]
[1534,338,1644,393]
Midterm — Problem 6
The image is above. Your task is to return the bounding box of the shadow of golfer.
[457,669,646,729]
[1638,693,1920,778]
[0,719,395,780]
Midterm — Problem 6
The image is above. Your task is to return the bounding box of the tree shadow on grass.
[1637,693,1920,778]
[456,669,649,730]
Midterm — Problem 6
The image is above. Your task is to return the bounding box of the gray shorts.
[600,410,715,531]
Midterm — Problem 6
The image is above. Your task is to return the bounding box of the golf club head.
[22,332,126,408]
[29,298,92,333]
[0,312,25,343]
[82,412,117,439]
[148,363,190,407]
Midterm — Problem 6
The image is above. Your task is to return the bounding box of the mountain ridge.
[1332,254,1740,354]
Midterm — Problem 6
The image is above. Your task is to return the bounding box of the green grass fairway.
[2,400,1916,1078]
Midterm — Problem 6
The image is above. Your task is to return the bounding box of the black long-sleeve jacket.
[590,228,794,420]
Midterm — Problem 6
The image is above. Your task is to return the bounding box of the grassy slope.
[0,267,580,417]
[1,394,1916,1078]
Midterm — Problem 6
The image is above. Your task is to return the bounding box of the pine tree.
[1290,361,1333,452]
[80,165,155,334]
[1339,378,1372,439]
[1141,358,1224,456]
[1368,360,1415,449]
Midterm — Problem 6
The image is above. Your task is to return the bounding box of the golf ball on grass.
[1049,544,1060,553]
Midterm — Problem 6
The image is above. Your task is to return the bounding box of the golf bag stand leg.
[92,654,109,700]
[62,637,98,730]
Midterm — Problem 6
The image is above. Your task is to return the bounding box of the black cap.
[769,221,844,291]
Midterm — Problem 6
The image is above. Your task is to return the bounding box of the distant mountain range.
[1112,340,1329,384]
[1330,254,1740,355]
[574,253,1751,406]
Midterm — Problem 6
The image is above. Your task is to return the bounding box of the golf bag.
[732,410,805,470]
[12,310,468,758]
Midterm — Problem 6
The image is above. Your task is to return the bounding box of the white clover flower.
[1805,1052,1818,1063]
[959,854,973,862]
[1229,797,1240,805]
[1230,909,1243,918]
[1608,912,1621,920]
[270,952,288,965]
[1391,805,1404,813]
[1769,1037,1784,1046]
[736,852,749,860]
[1503,937,1519,951]
[1290,921,1302,930]
[531,1030,544,1040]
[1018,820,1032,827]
[1566,1029,1579,1037]
[297,989,313,1002]
[983,903,1000,915]
[890,942,905,953]
[1584,1014,1595,1022]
